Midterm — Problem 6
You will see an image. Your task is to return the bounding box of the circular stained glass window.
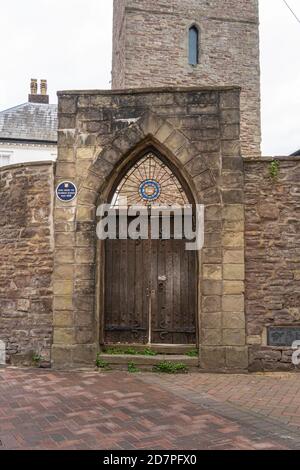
[139,179,161,202]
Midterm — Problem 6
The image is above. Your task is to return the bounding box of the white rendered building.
[0,80,57,167]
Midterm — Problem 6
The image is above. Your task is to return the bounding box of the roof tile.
[0,102,57,143]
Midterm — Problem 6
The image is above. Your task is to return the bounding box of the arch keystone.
[112,124,145,155]
[138,111,165,136]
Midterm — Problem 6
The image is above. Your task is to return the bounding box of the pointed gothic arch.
[73,112,222,350]
[108,145,195,208]
[77,111,220,212]
[100,143,199,348]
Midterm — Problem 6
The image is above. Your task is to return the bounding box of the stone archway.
[52,103,246,371]
[80,113,218,362]
[100,145,199,350]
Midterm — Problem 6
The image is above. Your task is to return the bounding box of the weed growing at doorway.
[128,362,140,373]
[186,349,198,357]
[153,362,188,374]
[105,347,136,355]
[32,353,42,367]
[140,348,157,356]
[95,353,110,370]
[104,347,157,356]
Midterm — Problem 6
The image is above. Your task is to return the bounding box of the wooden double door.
[104,220,197,346]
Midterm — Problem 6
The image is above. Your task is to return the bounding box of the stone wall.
[54,86,246,369]
[0,162,54,365]
[245,157,300,371]
[112,0,261,159]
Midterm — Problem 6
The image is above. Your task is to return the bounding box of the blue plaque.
[56,181,77,202]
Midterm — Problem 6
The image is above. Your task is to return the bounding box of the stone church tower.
[112,0,261,158]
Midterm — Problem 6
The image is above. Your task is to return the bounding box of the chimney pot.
[28,78,49,104]
[30,79,38,95]
[40,79,47,95]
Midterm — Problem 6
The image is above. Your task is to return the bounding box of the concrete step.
[98,354,199,371]
[103,344,197,355]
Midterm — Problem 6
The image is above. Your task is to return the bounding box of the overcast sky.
[0,0,299,155]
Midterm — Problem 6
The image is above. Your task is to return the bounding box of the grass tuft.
[153,361,188,374]
[128,362,140,373]
[104,347,157,356]
[186,349,198,358]
[96,353,110,370]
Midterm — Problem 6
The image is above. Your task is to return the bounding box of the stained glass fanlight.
[112,152,189,207]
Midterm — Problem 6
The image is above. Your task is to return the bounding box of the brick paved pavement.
[140,373,300,427]
[1,368,300,450]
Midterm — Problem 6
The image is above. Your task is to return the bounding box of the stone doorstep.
[99,354,199,370]
[198,368,249,374]
[103,344,197,355]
